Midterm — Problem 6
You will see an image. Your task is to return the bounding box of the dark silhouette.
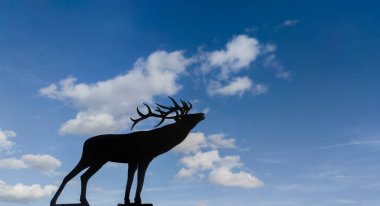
[50,97,205,206]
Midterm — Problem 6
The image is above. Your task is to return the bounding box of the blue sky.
[0,1,380,206]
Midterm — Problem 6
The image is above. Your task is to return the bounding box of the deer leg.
[50,160,88,206]
[79,163,104,206]
[124,162,137,204]
[134,161,150,204]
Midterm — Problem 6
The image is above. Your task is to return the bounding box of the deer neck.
[174,122,193,144]
[153,122,193,155]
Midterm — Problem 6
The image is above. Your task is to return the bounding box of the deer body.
[50,97,204,206]
[83,120,199,163]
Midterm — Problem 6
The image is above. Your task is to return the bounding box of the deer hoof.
[134,196,142,204]
[80,199,90,206]
[50,200,56,206]
[124,198,131,204]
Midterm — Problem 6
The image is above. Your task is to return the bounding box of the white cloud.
[261,44,291,80]
[0,158,27,169]
[208,76,268,97]
[281,19,299,27]
[173,132,208,154]
[199,34,290,97]
[0,180,57,203]
[40,50,192,135]
[175,132,237,154]
[208,167,264,188]
[0,129,16,153]
[59,111,129,135]
[264,54,291,80]
[0,154,61,176]
[176,132,263,188]
[178,150,220,178]
[208,76,253,96]
[252,83,269,96]
[208,133,236,149]
[213,155,263,189]
[198,36,278,97]
[177,149,263,189]
[262,43,277,54]
[202,35,260,79]
[218,155,243,169]
[21,154,62,176]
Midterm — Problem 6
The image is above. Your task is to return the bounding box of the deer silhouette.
[50,97,205,206]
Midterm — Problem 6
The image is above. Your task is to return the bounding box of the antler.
[130,96,192,130]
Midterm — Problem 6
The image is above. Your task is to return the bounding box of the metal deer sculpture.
[50,97,205,206]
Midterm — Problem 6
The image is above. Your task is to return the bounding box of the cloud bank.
[201,35,271,97]
[0,154,61,176]
[175,132,263,189]
[201,35,260,80]
[0,128,60,203]
[0,129,16,153]
[40,51,191,135]
[0,180,57,203]
[40,34,288,135]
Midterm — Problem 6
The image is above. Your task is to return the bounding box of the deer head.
[130,97,205,130]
